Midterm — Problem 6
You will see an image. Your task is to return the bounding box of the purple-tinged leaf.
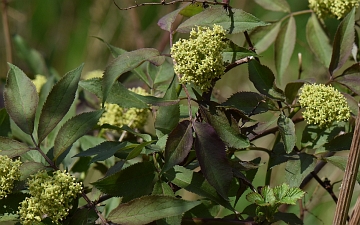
[4,64,38,135]
[177,6,268,34]
[38,64,83,144]
[92,162,156,202]
[277,114,296,154]
[0,137,30,157]
[220,91,269,115]
[275,16,296,80]
[193,122,233,200]
[53,109,104,161]
[103,48,161,104]
[329,8,355,75]
[107,195,200,225]
[161,120,193,173]
[254,0,290,13]
[306,14,332,67]
[158,5,186,32]
[249,22,281,54]
[333,63,360,95]
[19,162,46,181]
[248,60,285,100]
[343,92,359,115]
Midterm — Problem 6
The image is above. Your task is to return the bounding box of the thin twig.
[30,135,58,170]
[81,192,109,225]
[1,0,12,65]
[224,56,254,73]
[113,0,230,10]
[333,103,360,225]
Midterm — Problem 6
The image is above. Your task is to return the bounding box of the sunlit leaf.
[277,114,296,153]
[38,64,83,143]
[249,22,281,54]
[273,183,305,205]
[180,3,203,17]
[254,0,290,13]
[4,64,38,135]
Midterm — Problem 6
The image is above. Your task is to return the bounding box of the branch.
[113,0,230,10]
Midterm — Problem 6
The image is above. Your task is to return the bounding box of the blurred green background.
[1,1,359,224]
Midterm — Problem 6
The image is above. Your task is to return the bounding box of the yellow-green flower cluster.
[0,155,21,199]
[298,83,350,127]
[32,74,47,93]
[18,170,82,225]
[309,0,359,19]
[98,87,149,130]
[171,24,227,91]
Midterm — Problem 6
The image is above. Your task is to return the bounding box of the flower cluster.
[298,83,350,127]
[171,24,227,91]
[18,170,82,225]
[0,155,21,199]
[98,87,150,130]
[32,74,47,93]
[308,0,359,19]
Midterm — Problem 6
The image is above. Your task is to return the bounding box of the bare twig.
[113,0,230,10]
[333,103,360,225]
[224,56,254,73]
[1,0,12,65]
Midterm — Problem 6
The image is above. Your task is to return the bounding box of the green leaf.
[246,192,266,205]
[107,195,200,225]
[177,6,268,34]
[284,80,307,104]
[254,0,290,13]
[329,8,355,75]
[92,162,156,201]
[4,64,39,135]
[248,60,285,100]
[220,91,269,115]
[19,162,46,181]
[325,155,360,184]
[38,64,83,143]
[65,208,98,225]
[119,125,152,142]
[161,120,193,173]
[222,45,259,63]
[74,141,127,163]
[152,181,174,196]
[93,36,126,58]
[273,183,305,205]
[275,16,296,80]
[333,63,360,95]
[193,122,233,200]
[306,14,332,67]
[274,212,303,225]
[0,108,11,137]
[53,109,104,161]
[199,106,250,149]
[323,132,353,151]
[126,141,155,160]
[155,77,180,137]
[0,137,30,157]
[179,3,203,17]
[103,48,162,103]
[249,22,281,54]
[277,114,296,153]
[165,166,233,210]
[285,153,316,187]
[147,60,174,86]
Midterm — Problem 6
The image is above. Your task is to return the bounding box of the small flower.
[298,83,350,127]
[32,74,47,93]
[98,87,150,130]
[309,0,359,19]
[0,155,21,199]
[18,170,82,225]
[171,24,227,91]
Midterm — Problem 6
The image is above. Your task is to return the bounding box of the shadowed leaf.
[19,162,46,181]
[325,156,360,184]
[220,91,269,115]
[254,0,290,13]
[277,114,296,153]
[0,137,30,157]
[249,22,281,54]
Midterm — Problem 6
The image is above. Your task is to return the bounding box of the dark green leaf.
[4,64,38,135]
[284,81,306,104]
[161,120,193,173]
[333,63,360,95]
[0,193,29,215]
[220,91,269,115]
[119,125,152,142]
[38,64,83,143]
[306,14,332,67]
[285,153,316,187]
[199,106,250,149]
[274,212,303,225]
[126,141,155,160]
[0,108,11,137]
[103,48,162,103]
[248,60,285,100]
[275,16,296,80]
[329,8,355,75]
[193,122,233,200]
[65,208,98,225]
[268,142,297,169]
[249,22,281,54]
[19,162,46,181]
[53,109,104,161]
[222,45,258,64]
[164,166,233,210]
[152,181,174,196]
[74,141,127,163]
[325,155,360,184]
[107,195,200,225]
[323,132,353,151]
[0,137,30,157]
[92,162,156,201]
[177,6,268,34]
[277,114,296,153]
[184,200,221,218]
[254,0,290,13]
